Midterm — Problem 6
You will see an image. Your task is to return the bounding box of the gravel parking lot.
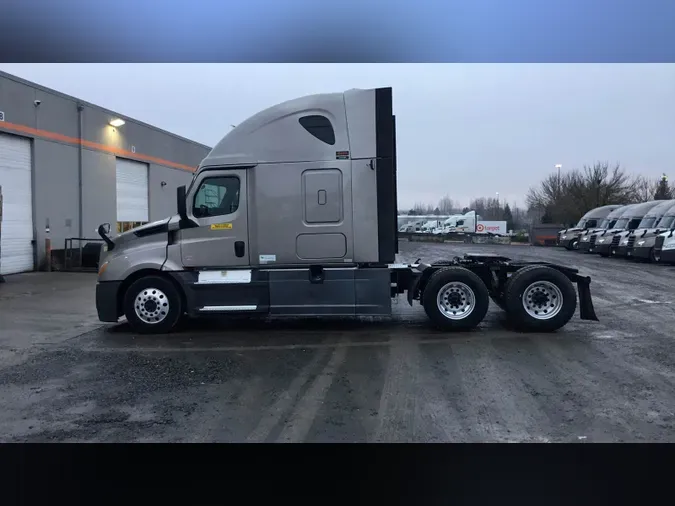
[1,241,674,442]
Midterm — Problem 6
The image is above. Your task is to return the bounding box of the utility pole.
[555,164,562,193]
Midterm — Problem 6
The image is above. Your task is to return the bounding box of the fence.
[63,238,104,272]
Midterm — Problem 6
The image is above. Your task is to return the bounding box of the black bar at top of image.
[1,0,673,62]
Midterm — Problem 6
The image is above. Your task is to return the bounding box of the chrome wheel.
[436,281,476,320]
[522,281,563,320]
[134,287,170,324]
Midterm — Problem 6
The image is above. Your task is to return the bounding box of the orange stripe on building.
[0,120,199,172]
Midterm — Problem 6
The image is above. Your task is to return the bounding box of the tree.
[461,207,470,214]
[437,195,455,214]
[630,175,661,202]
[526,161,640,225]
[654,174,672,200]
[502,203,514,231]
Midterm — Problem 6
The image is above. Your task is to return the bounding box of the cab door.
[180,168,250,268]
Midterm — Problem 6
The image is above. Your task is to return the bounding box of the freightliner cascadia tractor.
[557,204,623,250]
[577,205,628,253]
[625,201,675,262]
[95,87,598,334]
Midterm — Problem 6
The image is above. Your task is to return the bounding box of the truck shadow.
[99,310,558,350]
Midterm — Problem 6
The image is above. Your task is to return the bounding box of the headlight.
[637,240,645,246]
[663,238,675,250]
[562,235,567,239]
[621,239,628,245]
[598,238,605,243]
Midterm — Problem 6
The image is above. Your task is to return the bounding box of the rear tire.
[123,275,183,334]
[503,266,577,332]
[422,267,490,331]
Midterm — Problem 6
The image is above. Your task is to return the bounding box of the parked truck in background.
[557,204,624,250]
[577,205,628,253]
[612,200,675,258]
[94,87,598,334]
[589,201,664,257]
[625,201,675,262]
[441,211,507,235]
[654,228,675,264]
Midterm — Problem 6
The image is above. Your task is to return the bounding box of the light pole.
[555,164,562,193]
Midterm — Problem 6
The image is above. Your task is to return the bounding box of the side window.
[193,176,240,218]
[299,115,335,145]
[456,220,464,226]
[586,219,597,228]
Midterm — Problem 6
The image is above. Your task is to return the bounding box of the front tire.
[503,266,577,332]
[650,248,661,264]
[123,275,183,334]
[422,267,490,331]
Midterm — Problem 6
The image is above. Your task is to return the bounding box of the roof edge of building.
[0,69,212,152]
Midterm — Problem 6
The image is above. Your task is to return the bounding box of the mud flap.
[576,276,599,321]
[407,273,422,306]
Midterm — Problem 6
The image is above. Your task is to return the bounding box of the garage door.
[0,133,34,275]
[116,158,149,230]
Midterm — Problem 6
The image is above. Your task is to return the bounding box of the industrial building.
[0,70,211,275]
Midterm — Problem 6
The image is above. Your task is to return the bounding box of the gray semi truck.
[557,204,624,250]
[612,200,675,258]
[577,205,628,253]
[95,87,598,334]
[589,201,663,257]
[625,201,675,262]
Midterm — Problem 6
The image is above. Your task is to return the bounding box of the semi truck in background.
[438,211,507,235]
[612,200,675,258]
[577,205,629,253]
[625,201,675,262]
[94,87,598,334]
[557,205,624,250]
[588,201,664,257]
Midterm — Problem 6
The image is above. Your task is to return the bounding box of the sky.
[1,63,673,210]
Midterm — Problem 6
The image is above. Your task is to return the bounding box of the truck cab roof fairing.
[199,88,384,168]
[581,204,624,219]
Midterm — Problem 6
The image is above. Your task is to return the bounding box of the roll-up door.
[0,133,34,275]
[116,158,149,232]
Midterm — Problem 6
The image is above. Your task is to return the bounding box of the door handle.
[234,241,245,258]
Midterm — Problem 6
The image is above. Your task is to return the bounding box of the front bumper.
[659,249,675,264]
[626,246,651,260]
[592,242,612,255]
[578,238,593,252]
[96,281,122,322]
[612,245,629,257]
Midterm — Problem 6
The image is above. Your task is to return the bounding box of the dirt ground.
[1,242,674,442]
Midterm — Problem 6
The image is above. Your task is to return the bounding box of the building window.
[117,221,147,233]
[298,115,336,145]
[193,176,240,218]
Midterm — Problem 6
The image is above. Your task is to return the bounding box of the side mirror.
[99,222,111,235]
[177,185,188,221]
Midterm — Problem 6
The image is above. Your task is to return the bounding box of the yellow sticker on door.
[210,223,233,230]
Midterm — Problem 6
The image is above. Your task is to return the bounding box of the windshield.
[612,218,628,229]
[598,219,610,229]
[637,217,656,229]
[627,218,641,230]
[574,218,587,229]
[656,216,675,229]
